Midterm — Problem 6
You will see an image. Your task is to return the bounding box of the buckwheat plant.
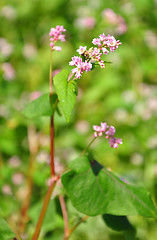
[20,25,157,240]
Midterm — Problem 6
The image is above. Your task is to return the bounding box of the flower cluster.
[69,33,121,79]
[49,25,66,51]
[93,122,122,148]
[69,56,92,79]
[92,34,121,52]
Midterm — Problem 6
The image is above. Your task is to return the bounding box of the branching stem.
[68,215,89,237]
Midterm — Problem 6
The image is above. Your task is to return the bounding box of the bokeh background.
[0,0,157,239]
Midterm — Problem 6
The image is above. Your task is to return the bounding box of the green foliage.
[22,93,57,118]
[62,156,157,217]
[54,69,78,122]
[1,0,157,239]
[102,215,136,240]
[0,217,15,240]
[29,199,63,232]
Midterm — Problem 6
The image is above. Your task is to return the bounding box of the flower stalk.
[32,179,57,240]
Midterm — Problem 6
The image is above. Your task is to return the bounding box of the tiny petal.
[93,125,101,132]
[98,132,103,136]
[106,126,116,137]
[94,132,98,137]
[50,42,54,47]
[77,46,87,55]
[100,122,108,132]
[102,47,109,54]
[53,46,62,51]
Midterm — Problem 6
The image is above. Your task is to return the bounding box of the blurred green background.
[0,0,157,239]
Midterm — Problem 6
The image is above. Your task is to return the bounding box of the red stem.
[59,195,69,240]
[32,179,56,240]
[50,115,55,176]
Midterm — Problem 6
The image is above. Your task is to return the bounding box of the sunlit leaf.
[54,69,78,122]
[61,156,157,217]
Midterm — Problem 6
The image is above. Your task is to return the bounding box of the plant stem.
[68,215,89,237]
[32,179,57,240]
[80,137,96,156]
[50,115,55,176]
[49,49,53,96]
[49,49,55,177]
[19,126,38,233]
[59,195,69,240]
[32,48,57,240]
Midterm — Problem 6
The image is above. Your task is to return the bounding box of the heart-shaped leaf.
[0,217,15,240]
[61,156,157,218]
[22,93,58,118]
[53,69,78,122]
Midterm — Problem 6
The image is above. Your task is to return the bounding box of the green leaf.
[53,69,78,122]
[22,93,58,118]
[61,156,157,218]
[0,217,15,240]
[29,199,63,232]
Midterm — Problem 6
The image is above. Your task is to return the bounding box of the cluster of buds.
[69,33,121,79]
[93,122,122,148]
[49,25,66,51]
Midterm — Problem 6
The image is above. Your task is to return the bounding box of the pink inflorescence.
[69,34,121,79]
[49,25,66,51]
[93,122,122,148]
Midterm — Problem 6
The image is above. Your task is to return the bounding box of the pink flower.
[98,60,105,68]
[69,33,121,79]
[69,56,83,66]
[102,9,117,24]
[77,46,87,55]
[92,122,122,148]
[102,9,127,35]
[82,61,92,72]
[92,47,100,56]
[72,68,82,79]
[53,46,62,51]
[2,62,15,81]
[92,38,102,47]
[100,122,108,131]
[49,25,66,51]
[105,126,116,138]
[102,47,109,54]
[93,125,101,132]
[109,137,122,148]
[69,56,92,79]
[84,17,96,29]
[58,34,65,42]
[74,17,96,30]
